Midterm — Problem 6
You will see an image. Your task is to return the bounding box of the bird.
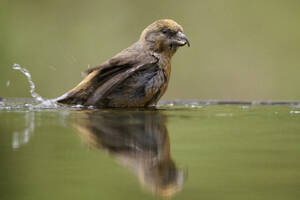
[56,19,190,108]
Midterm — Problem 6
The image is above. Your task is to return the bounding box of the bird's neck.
[151,51,173,70]
[140,37,177,60]
[139,39,173,77]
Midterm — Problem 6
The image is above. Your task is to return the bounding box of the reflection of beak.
[175,32,190,47]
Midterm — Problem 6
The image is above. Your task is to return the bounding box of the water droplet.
[241,105,249,109]
[190,104,202,109]
[216,113,233,117]
[72,104,84,108]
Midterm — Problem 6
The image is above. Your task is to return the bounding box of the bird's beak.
[175,32,190,47]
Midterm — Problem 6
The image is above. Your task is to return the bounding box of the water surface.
[0,99,300,200]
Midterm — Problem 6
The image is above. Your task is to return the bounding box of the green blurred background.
[1,0,300,101]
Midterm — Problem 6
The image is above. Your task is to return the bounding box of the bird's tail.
[56,70,100,105]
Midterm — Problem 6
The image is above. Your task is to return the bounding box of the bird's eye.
[162,29,168,34]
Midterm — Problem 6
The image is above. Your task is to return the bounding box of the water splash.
[13,64,44,102]
[12,64,59,108]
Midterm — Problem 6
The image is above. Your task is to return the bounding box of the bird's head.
[140,19,190,56]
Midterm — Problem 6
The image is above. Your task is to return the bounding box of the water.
[1,98,300,200]
[12,64,45,103]
[12,64,61,109]
[1,66,300,199]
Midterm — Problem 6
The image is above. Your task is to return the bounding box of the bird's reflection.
[73,110,184,197]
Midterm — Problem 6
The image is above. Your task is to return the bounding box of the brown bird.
[57,19,190,108]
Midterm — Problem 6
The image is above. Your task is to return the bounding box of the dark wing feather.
[56,42,157,106]
[85,63,154,106]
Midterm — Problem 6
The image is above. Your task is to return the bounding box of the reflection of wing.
[57,42,157,106]
[76,111,167,154]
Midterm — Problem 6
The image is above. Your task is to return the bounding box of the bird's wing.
[56,46,157,106]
